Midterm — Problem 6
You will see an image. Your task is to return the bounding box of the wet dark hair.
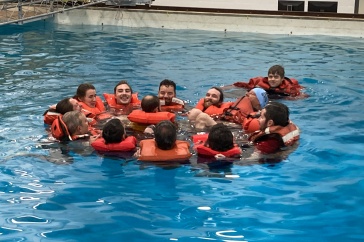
[268,65,285,78]
[264,101,289,126]
[159,79,176,92]
[114,80,133,94]
[102,119,125,144]
[75,83,95,99]
[211,86,224,103]
[206,123,234,151]
[154,120,176,150]
[141,95,160,113]
[56,98,73,114]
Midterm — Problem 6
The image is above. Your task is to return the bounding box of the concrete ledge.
[54,8,364,37]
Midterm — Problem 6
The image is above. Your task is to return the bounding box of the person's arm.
[255,137,282,154]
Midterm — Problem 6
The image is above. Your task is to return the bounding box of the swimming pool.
[1,21,364,241]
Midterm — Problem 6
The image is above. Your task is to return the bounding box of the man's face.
[158,85,175,105]
[78,113,89,135]
[258,108,271,131]
[246,90,261,111]
[203,88,221,109]
[267,72,284,88]
[115,84,132,105]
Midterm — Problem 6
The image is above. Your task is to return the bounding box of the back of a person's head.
[62,110,83,136]
[159,79,176,92]
[265,101,289,126]
[268,65,285,77]
[154,120,176,150]
[211,86,224,103]
[114,80,132,94]
[56,98,73,114]
[76,83,95,99]
[102,118,124,144]
[207,123,234,151]
[141,95,160,113]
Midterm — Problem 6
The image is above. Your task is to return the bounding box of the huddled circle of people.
[43,64,304,162]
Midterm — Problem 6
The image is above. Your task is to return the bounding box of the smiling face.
[203,88,221,109]
[267,72,284,88]
[115,83,132,105]
[80,89,97,108]
[158,85,175,105]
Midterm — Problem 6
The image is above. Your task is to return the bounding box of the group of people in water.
[43,65,305,162]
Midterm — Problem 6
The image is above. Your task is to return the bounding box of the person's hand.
[89,134,100,143]
[214,154,226,160]
[133,148,141,158]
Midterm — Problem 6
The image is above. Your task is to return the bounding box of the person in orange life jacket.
[199,123,242,158]
[190,88,268,131]
[91,118,137,152]
[232,65,305,98]
[134,120,192,161]
[105,80,138,115]
[51,110,90,141]
[74,83,105,116]
[43,97,82,125]
[158,79,185,111]
[249,101,300,154]
[188,87,232,130]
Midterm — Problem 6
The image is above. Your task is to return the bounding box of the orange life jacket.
[195,98,233,116]
[103,93,141,111]
[91,136,137,152]
[220,96,255,124]
[192,133,242,158]
[78,96,106,117]
[138,139,192,162]
[242,115,261,133]
[43,110,61,125]
[51,116,88,141]
[127,110,176,125]
[249,121,300,147]
[234,76,303,97]
[160,97,185,112]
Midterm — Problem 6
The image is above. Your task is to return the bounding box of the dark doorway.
[308,1,338,13]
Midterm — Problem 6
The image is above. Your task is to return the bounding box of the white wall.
[54,8,364,38]
[153,0,356,13]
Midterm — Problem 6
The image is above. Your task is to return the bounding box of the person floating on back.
[249,101,300,154]
[231,65,307,99]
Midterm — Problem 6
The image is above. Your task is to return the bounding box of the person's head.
[102,118,125,144]
[245,88,268,111]
[258,101,289,130]
[154,120,177,150]
[267,65,285,88]
[114,80,133,105]
[62,110,89,136]
[203,87,224,109]
[75,83,97,108]
[206,123,234,152]
[158,79,176,105]
[56,98,81,114]
[141,95,160,113]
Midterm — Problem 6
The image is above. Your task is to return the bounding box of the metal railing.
[0,0,153,26]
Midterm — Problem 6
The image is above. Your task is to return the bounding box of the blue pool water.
[1,20,364,241]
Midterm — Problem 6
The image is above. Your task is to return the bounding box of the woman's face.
[80,89,96,108]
